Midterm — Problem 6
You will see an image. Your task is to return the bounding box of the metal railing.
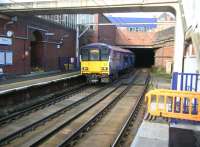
[172,72,200,92]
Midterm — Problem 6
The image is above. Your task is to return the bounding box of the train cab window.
[81,48,89,61]
[166,96,173,112]
[124,56,128,62]
[101,47,109,61]
[183,97,190,114]
[191,98,198,115]
[90,48,100,61]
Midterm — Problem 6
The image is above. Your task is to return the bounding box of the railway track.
[111,72,149,147]
[5,69,143,147]
[0,70,136,146]
[0,83,88,127]
[56,70,149,147]
[0,85,106,146]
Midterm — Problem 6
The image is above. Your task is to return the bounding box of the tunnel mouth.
[128,48,155,68]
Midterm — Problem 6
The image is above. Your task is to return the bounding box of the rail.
[30,83,123,147]
[0,84,108,146]
[111,73,150,147]
[0,70,137,146]
[0,83,87,127]
[57,71,139,147]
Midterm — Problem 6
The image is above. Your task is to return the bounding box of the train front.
[80,44,110,83]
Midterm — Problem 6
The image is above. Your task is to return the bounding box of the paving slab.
[0,71,80,92]
[131,121,169,147]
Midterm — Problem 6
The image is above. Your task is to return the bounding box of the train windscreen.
[81,48,89,61]
[101,47,109,61]
[90,48,100,61]
[81,46,109,61]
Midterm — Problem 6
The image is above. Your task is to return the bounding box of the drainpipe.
[76,25,80,68]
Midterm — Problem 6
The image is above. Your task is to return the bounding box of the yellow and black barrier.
[145,89,200,121]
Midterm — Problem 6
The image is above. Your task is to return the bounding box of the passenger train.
[80,43,135,83]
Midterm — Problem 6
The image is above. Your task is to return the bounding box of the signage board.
[0,37,12,45]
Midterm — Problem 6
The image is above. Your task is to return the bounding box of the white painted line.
[0,74,81,95]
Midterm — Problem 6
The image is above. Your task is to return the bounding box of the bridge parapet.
[0,0,178,13]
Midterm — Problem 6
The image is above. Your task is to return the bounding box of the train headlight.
[101,67,108,71]
[82,67,88,70]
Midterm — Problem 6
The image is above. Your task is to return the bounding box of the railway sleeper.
[71,140,78,146]
[78,132,85,138]
[126,133,130,139]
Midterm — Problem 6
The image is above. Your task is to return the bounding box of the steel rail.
[57,72,139,147]
[29,83,122,147]
[111,73,150,147]
[0,83,109,146]
[0,83,87,127]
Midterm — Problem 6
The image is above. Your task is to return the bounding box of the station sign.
[0,37,12,45]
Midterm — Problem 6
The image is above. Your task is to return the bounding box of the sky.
[105,12,162,18]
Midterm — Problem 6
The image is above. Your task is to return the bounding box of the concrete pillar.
[190,34,200,73]
[173,7,185,72]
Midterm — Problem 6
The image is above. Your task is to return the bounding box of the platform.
[0,71,80,94]
[131,120,169,147]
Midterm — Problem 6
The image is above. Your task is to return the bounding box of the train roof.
[81,43,133,54]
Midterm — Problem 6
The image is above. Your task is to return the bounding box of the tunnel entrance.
[30,31,44,71]
[130,48,155,68]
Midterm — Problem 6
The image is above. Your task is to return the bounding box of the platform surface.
[0,71,80,93]
[131,120,169,147]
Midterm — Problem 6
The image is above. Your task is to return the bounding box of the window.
[81,47,109,61]
[100,47,109,61]
[0,51,13,65]
[81,48,89,61]
[90,49,100,61]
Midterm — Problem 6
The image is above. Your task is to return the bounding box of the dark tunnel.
[129,48,155,68]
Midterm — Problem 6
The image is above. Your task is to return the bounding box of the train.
[80,43,135,83]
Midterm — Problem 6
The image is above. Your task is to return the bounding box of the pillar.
[173,6,185,72]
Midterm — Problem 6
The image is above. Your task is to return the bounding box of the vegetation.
[148,67,172,90]
[150,67,171,79]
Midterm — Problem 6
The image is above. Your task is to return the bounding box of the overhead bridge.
[0,0,178,15]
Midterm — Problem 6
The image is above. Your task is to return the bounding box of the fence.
[171,72,200,92]
[145,89,200,122]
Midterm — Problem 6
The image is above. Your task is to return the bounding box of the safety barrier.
[172,72,200,91]
[145,89,200,121]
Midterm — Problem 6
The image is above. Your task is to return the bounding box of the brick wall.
[154,41,174,69]
[82,14,116,45]
[0,16,76,75]
[98,14,116,45]
[115,27,156,46]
